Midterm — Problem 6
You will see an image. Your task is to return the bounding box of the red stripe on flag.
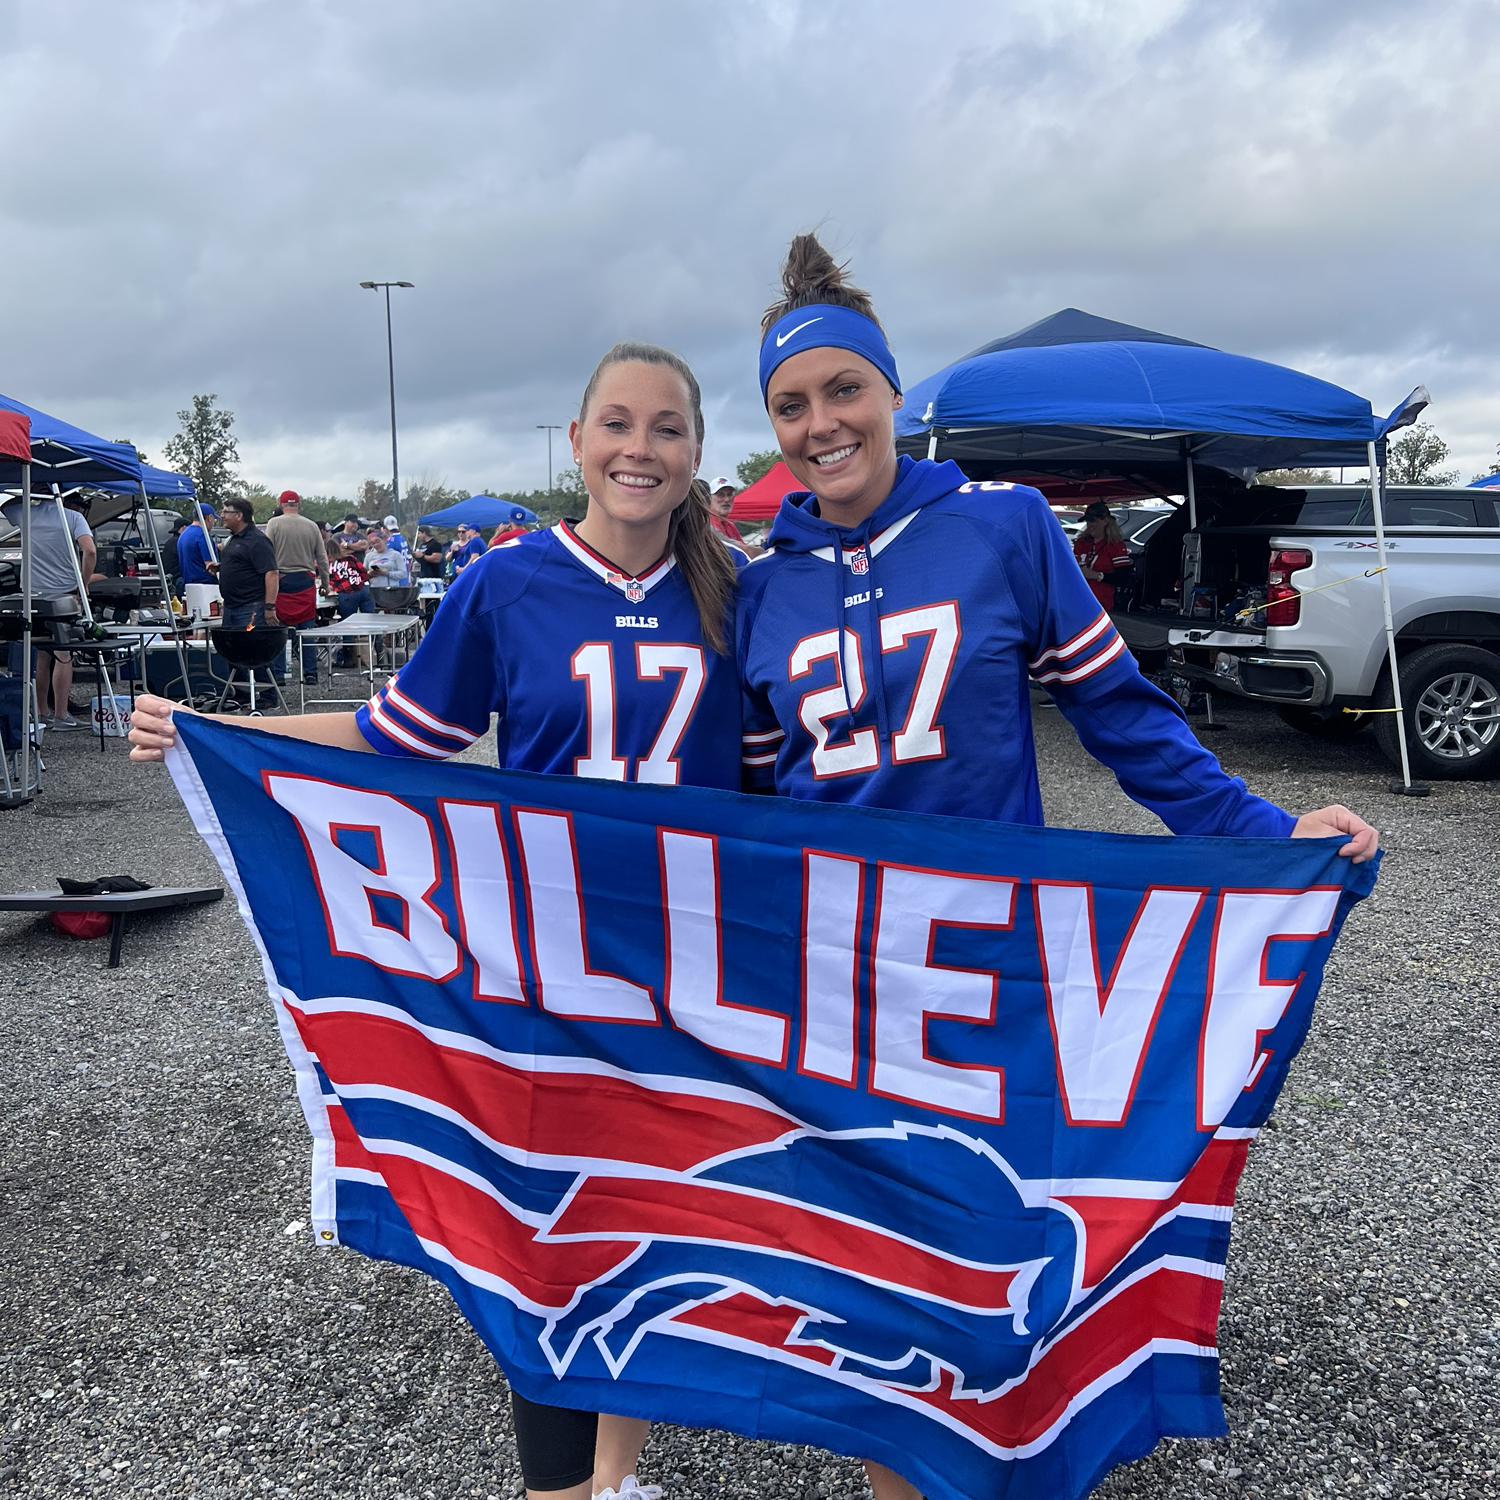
[674,1265,1222,1449]
[552,1175,1025,1312]
[676,1293,838,1364]
[327,1106,633,1307]
[1059,1137,1250,1289]
[293,1006,794,1170]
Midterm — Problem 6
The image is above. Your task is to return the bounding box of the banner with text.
[168,715,1375,1500]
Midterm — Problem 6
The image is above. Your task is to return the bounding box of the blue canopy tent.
[894,311,1431,791]
[897,310,1425,479]
[1469,473,1500,489]
[420,495,538,530]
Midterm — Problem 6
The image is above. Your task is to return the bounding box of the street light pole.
[536,424,562,494]
[359,280,414,520]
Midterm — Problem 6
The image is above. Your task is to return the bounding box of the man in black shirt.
[413,526,445,579]
[213,499,279,628]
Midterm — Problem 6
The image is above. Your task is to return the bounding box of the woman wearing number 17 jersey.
[129,341,742,1500]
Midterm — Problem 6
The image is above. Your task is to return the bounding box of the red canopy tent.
[729,461,800,522]
[0,409,29,463]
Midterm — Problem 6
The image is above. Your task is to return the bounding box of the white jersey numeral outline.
[790,627,880,779]
[571,641,707,784]
[788,600,962,778]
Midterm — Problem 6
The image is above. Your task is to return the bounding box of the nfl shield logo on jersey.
[626,580,645,603]
[850,548,869,575]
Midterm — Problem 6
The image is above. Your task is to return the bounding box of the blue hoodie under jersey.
[736,456,1294,837]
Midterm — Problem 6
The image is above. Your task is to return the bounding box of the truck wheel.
[1276,706,1371,740]
[1375,644,1500,780]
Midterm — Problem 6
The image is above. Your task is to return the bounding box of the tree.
[162,394,242,509]
[737,450,780,488]
[1472,443,1500,483]
[1384,423,1459,486]
[358,478,394,514]
[1254,468,1335,487]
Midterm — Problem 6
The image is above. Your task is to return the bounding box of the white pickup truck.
[1130,484,1500,780]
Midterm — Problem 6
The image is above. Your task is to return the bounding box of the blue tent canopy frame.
[420,495,539,529]
[1469,473,1500,490]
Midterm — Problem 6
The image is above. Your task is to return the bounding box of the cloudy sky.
[5,0,1499,497]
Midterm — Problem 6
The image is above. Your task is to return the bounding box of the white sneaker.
[50,716,82,730]
[595,1478,663,1500]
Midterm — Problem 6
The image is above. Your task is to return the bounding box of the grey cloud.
[4,0,1498,493]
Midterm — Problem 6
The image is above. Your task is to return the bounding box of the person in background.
[212,498,279,629]
[166,516,189,600]
[450,523,486,573]
[0,489,100,727]
[176,504,218,587]
[326,534,374,669]
[338,514,370,558]
[265,490,330,681]
[381,514,409,562]
[706,476,743,542]
[1073,500,1132,611]
[328,535,375,617]
[413,527,445,579]
[488,507,532,548]
[364,526,411,587]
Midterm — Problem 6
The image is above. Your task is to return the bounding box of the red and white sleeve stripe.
[1028,613,1127,687]
[741,726,784,768]
[363,681,481,759]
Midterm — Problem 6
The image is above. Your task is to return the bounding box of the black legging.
[510,1390,597,1492]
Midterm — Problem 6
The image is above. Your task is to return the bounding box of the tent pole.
[1367,440,1425,796]
[926,430,939,462]
[137,479,192,702]
[1185,452,1198,530]
[194,498,219,565]
[17,463,35,800]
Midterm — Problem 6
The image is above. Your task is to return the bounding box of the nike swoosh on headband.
[775,316,823,348]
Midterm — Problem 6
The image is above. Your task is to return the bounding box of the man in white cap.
[382,514,409,563]
[707,476,743,543]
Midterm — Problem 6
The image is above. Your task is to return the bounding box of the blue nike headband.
[759,303,901,404]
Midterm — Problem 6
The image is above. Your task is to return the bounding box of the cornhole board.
[0,885,224,968]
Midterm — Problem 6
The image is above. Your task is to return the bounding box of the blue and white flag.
[168,716,1375,1500]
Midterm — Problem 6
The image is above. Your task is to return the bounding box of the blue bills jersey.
[737,458,1293,837]
[356,524,741,790]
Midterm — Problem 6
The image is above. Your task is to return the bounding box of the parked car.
[1144,484,1500,780]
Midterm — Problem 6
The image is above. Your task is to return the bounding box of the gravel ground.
[1,696,1496,1500]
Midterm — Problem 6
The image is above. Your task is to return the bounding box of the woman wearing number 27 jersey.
[735,233,1379,1500]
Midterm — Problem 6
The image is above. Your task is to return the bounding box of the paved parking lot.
[1,700,1495,1499]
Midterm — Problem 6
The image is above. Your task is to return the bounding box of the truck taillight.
[1265,548,1311,627]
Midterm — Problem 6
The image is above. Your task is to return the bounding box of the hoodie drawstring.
[836,528,893,746]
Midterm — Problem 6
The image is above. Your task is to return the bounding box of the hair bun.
[763,231,882,336]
